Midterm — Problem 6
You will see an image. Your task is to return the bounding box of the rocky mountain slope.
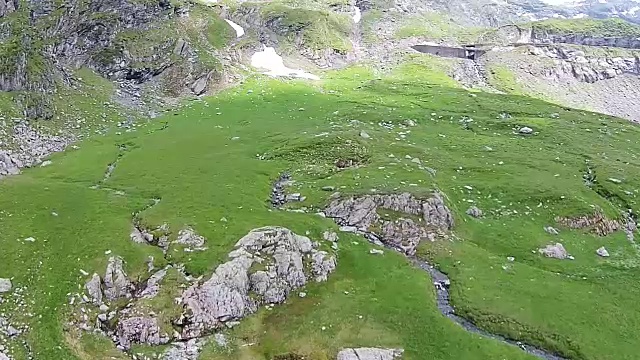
[2,0,640,360]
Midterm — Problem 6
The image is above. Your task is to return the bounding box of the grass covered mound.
[530,18,640,38]
[0,57,640,360]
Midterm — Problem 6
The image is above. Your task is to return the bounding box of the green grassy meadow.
[1,58,640,360]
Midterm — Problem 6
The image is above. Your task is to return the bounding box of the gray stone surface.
[337,348,404,360]
[326,192,453,254]
[116,316,161,350]
[466,206,483,218]
[538,243,569,259]
[176,228,206,249]
[596,246,610,257]
[140,267,168,298]
[85,273,103,304]
[104,256,132,301]
[179,227,336,339]
[0,278,11,293]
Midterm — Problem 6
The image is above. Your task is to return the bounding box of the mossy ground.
[530,18,640,38]
[1,55,640,360]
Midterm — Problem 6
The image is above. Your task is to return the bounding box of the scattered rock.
[596,247,610,257]
[298,292,307,298]
[466,206,483,218]
[538,243,568,259]
[507,256,515,262]
[607,178,622,184]
[337,348,404,360]
[544,226,559,235]
[322,186,336,192]
[359,130,370,139]
[369,249,384,255]
[0,278,12,293]
[163,339,205,360]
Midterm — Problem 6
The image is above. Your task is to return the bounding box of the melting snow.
[251,46,320,80]
[625,6,640,15]
[572,13,588,18]
[353,7,362,23]
[225,19,245,38]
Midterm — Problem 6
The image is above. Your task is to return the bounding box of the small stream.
[344,225,568,360]
[409,257,567,360]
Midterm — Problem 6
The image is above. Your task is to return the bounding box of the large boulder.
[116,316,162,350]
[85,273,103,304]
[538,243,569,259]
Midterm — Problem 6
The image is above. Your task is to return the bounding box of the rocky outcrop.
[325,192,453,255]
[178,227,336,339]
[0,121,73,178]
[530,28,640,49]
[104,257,133,301]
[116,316,162,350]
[528,45,640,83]
[555,211,621,236]
[337,348,404,360]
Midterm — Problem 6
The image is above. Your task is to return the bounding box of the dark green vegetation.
[1,55,640,360]
[531,18,640,38]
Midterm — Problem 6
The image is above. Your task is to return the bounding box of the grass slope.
[1,59,640,360]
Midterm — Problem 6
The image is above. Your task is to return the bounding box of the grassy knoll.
[1,57,640,360]
[530,18,640,38]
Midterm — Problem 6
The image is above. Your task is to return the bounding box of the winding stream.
[409,257,567,360]
[351,228,566,360]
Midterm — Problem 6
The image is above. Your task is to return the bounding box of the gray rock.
[466,206,483,218]
[140,268,168,298]
[176,228,206,249]
[311,250,337,282]
[0,351,9,360]
[104,257,132,301]
[117,316,161,350]
[323,231,339,242]
[190,76,209,95]
[360,130,370,139]
[163,339,204,360]
[519,126,534,135]
[214,333,228,347]
[369,249,384,255]
[322,186,336,191]
[0,278,12,293]
[337,348,404,360]
[596,246,610,257]
[85,273,103,304]
[544,226,559,235]
[538,243,568,259]
[97,313,108,322]
[179,227,336,339]
[380,218,429,255]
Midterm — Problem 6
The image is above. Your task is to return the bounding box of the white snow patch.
[572,13,588,18]
[353,7,362,23]
[199,0,218,4]
[625,6,640,15]
[251,46,320,80]
[225,19,245,38]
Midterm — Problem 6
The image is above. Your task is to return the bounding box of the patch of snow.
[353,7,362,23]
[225,19,245,38]
[552,13,567,18]
[199,0,218,4]
[624,6,640,15]
[572,13,588,18]
[250,46,320,80]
